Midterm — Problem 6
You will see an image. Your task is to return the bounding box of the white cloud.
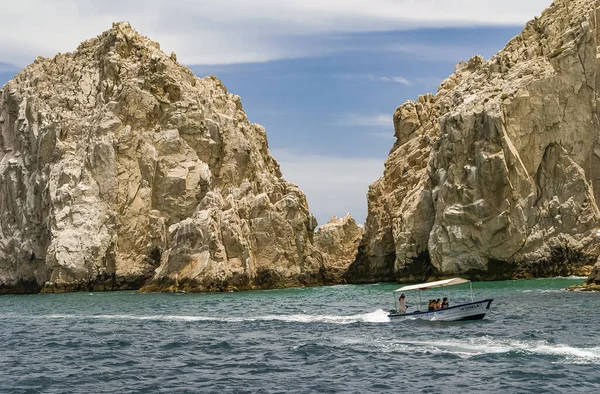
[380,76,412,86]
[273,150,384,225]
[336,113,392,127]
[0,0,552,66]
[340,73,413,86]
[0,62,19,73]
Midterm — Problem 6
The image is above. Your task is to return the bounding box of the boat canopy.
[394,278,471,292]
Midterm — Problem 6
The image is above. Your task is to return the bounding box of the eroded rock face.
[349,0,600,283]
[314,214,363,281]
[585,261,600,287]
[0,22,344,293]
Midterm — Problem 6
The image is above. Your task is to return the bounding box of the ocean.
[1,278,599,393]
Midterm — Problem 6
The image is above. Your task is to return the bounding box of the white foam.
[40,314,247,323]
[376,336,600,364]
[10,309,391,325]
[260,309,390,324]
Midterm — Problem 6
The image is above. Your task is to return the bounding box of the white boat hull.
[388,299,493,321]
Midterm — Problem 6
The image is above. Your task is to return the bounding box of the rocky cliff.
[314,214,363,280]
[348,0,600,283]
[0,22,357,294]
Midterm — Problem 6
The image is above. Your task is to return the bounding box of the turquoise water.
[1,278,599,393]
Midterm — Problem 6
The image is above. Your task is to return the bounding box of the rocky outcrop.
[582,260,600,289]
[314,214,363,281]
[348,0,600,283]
[580,231,600,290]
[0,22,353,294]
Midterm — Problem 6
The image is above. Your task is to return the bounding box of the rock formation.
[583,261,600,289]
[314,214,363,280]
[580,230,600,290]
[0,22,357,294]
[348,0,600,284]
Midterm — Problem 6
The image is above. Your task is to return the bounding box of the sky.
[0,0,553,226]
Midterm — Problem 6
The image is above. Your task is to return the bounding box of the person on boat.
[398,293,407,314]
[435,299,442,310]
[442,297,449,309]
[428,299,435,311]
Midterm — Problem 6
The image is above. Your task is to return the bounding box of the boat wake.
[374,336,600,364]
[260,309,390,324]
[3,309,391,325]
[520,289,564,293]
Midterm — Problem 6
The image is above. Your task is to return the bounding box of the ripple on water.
[0,278,599,393]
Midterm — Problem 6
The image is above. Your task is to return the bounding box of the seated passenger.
[435,298,442,310]
[442,297,449,309]
[428,299,435,311]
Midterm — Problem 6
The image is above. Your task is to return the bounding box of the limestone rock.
[585,261,600,287]
[314,214,363,281]
[0,22,342,293]
[348,0,600,283]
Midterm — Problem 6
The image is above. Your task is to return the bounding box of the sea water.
[1,278,599,393]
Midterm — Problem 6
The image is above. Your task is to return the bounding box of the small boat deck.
[388,299,494,321]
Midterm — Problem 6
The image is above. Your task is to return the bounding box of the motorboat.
[388,278,493,321]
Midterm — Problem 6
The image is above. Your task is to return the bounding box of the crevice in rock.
[0,278,42,295]
[513,244,597,279]
[460,258,517,281]
[254,268,283,289]
[396,250,438,284]
[534,143,561,207]
[148,246,161,267]
[343,244,397,284]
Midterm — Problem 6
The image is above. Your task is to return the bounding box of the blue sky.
[0,0,550,226]
[191,27,523,158]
